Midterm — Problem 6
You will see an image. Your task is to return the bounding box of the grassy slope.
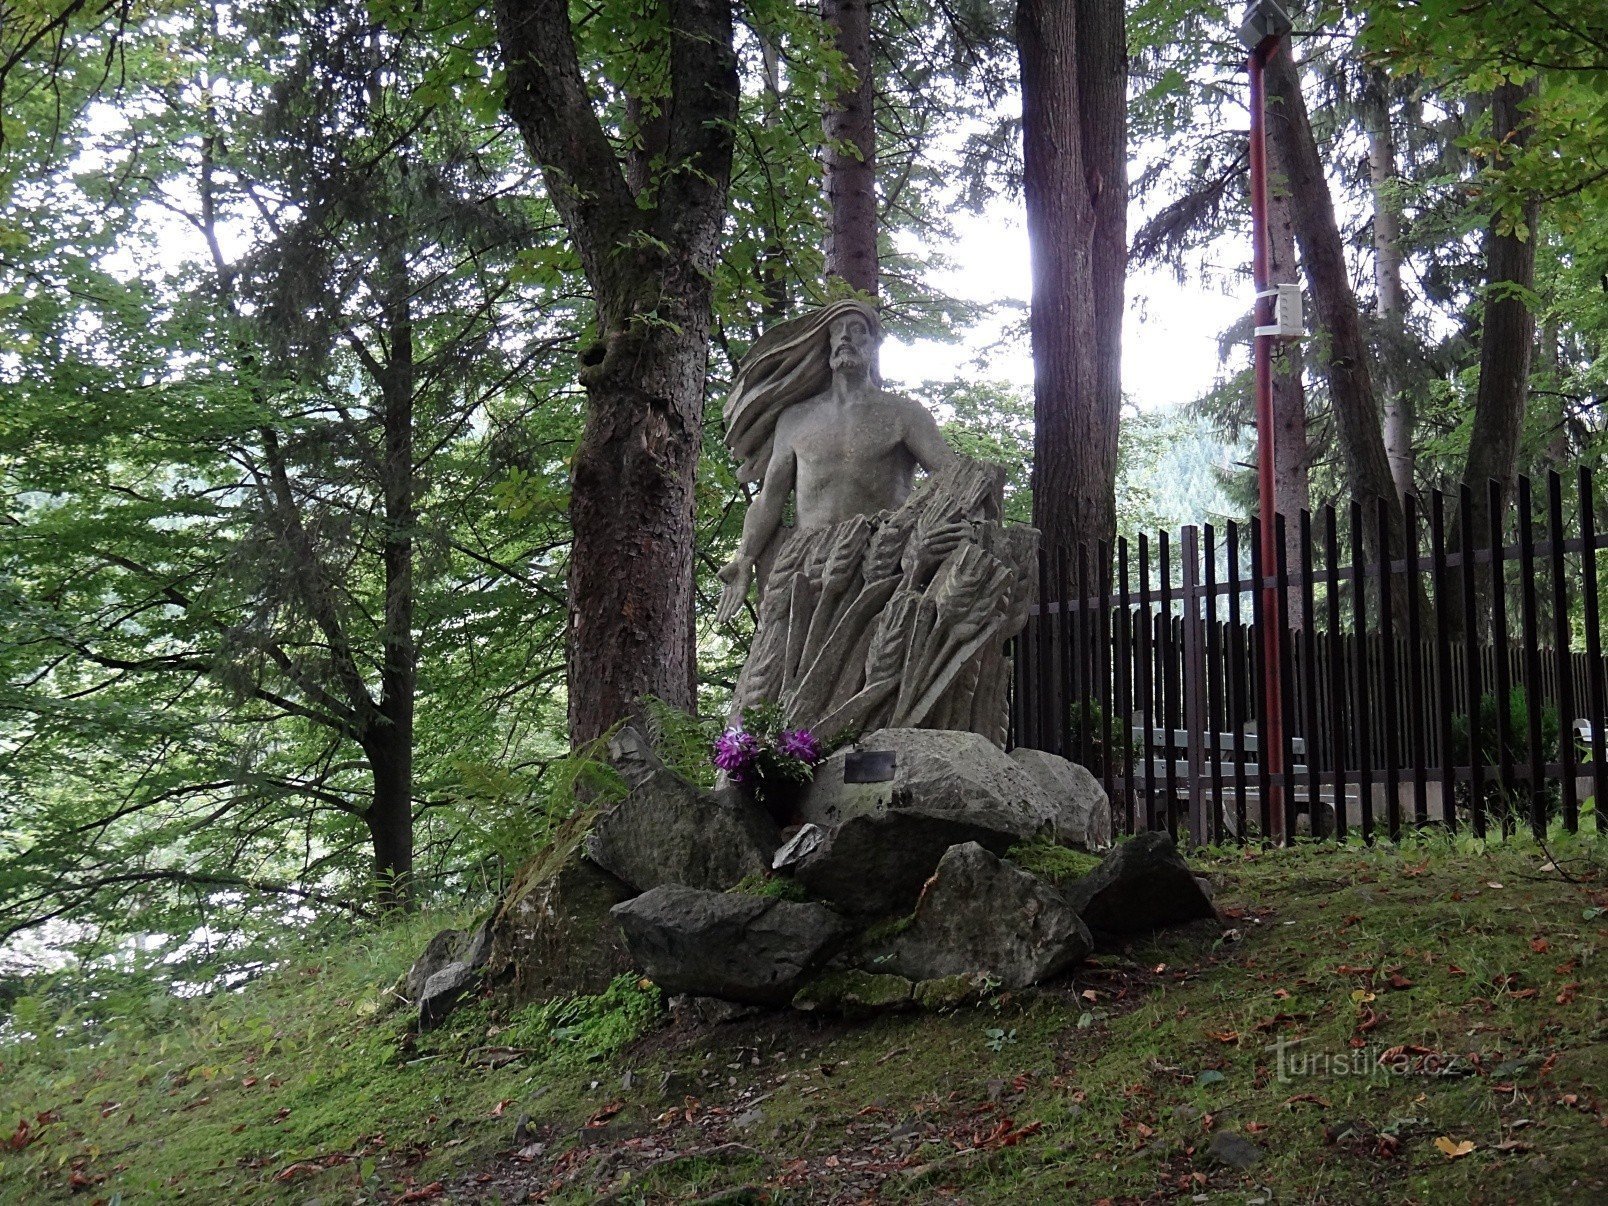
[1,836,1604,1204]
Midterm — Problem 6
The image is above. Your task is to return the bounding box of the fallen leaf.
[395,1183,446,1203]
[1434,1136,1476,1159]
[1448,964,1467,976]
[1206,1030,1239,1044]
[490,1099,514,1118]
[1283,1093,1330,1107]
[1487,882,1504,889]
[1556,982,1579,1005]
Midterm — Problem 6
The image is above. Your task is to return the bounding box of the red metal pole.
[1248,40,1286,842]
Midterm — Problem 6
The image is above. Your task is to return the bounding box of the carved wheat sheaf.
[731,457,1039,746]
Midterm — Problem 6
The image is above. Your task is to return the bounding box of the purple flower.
[713,727,760,777]
[776,728,822,765]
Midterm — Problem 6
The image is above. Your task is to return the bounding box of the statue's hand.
[716,557,754,625]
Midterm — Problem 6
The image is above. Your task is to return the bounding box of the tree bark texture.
[1017,0,1126,555]
[822,0,878,295]
[494,0,738,746]
[1264,43,1404,553]
[1461,78,1540,529]
[1364,77,1414,499]
[1267,137,1309,619]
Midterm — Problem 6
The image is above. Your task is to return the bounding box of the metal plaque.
[843,749,897,783]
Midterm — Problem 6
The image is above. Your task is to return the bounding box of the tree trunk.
[822,0,877,295]
[1461,78,1541,525]
[1263,42,1404,554]
[1267,138,1309,621]
[364,726,414,911]
[1364,76,1414,498]
[1017,0,1126,555]
[757,34,789,323]
[494,0,738,746]
[568,286,711,740]
[373,214,418,909]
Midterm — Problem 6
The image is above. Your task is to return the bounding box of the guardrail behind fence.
[1009,468,1608,845]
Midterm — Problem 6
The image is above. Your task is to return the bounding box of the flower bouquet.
[711,703,829,824]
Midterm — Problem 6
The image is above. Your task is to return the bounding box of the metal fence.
[1009,468,1608,844]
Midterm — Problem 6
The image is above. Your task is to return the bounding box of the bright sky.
[879,202,1247,414]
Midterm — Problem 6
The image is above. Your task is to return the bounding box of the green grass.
[2,832,1604,1202]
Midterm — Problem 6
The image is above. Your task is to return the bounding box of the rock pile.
[402,726,1218,1027]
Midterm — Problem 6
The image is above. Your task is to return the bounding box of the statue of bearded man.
[717,299,967,622]
[715,300,1039,747]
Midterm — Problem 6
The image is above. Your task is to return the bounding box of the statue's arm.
[902,399,958,473]
[717,441,796,624]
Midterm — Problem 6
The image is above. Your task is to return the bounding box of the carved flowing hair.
[723,299,882,485]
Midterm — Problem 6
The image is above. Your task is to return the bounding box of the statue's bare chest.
[788,401,908,468]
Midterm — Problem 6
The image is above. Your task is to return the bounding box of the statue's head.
[827,305,879,382]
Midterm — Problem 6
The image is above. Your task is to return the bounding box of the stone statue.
[718,299,1038,746]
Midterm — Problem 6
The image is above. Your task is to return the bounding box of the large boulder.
[802,728,1055,837]
[1008,748,1113,850]
[481,811,637,1006]
[791,729,1055,916]
[1060,831,1218,935]
[584,768,779,894]
[859,842,1092,988]
[611,885,851,1006]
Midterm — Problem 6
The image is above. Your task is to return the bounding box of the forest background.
[0,0,1604,1002]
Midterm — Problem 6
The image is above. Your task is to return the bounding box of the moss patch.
[792,970,914,1016]
[727,872,810,902]
[1005,837,1103,885]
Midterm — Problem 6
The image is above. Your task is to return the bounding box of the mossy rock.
[912,971,996,1011]
[482,808,637,1007]
[792,969,914,1017]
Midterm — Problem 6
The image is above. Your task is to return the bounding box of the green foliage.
[1450,687,1563,771]
[638,695,723,788]
[1449,687,1566,823]
[1059,697,1142,779]
[498,974,663,1064]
